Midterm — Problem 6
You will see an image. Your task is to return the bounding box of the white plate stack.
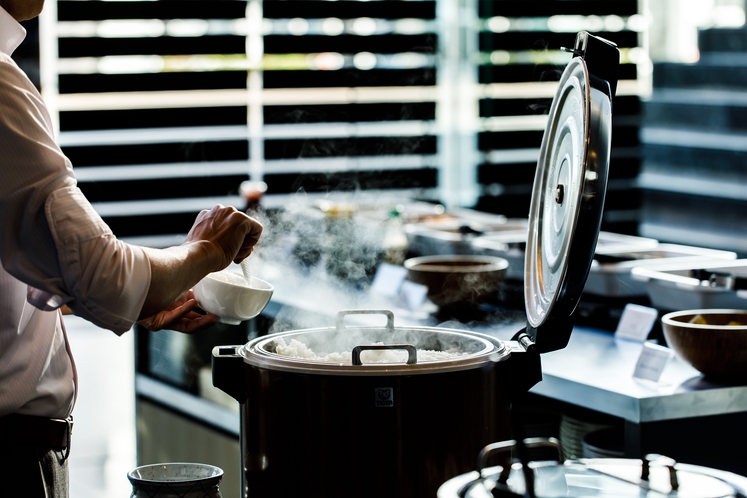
[582,427,625,459]
[559,412,620,460]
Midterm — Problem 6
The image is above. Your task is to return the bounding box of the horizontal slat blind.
[474,0,645,233]
[39,0,647,246]
[44,0,441,247]
[48,0,249,246]
[258,0,439,202]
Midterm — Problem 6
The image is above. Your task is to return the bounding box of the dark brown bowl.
[403,255,508,307]
[661,309,747,380]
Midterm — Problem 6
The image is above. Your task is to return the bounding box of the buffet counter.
[131,256,747,478]
[134,323,747,433]
[535,327,747,424]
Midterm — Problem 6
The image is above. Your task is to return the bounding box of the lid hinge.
[525,315,576,354]
[561,31,620,98]
[507,328,543,398]
[517,333,536,353]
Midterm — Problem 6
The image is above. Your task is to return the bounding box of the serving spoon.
[240,258,252,286]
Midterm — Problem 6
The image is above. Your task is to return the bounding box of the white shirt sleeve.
[0,52,151,334]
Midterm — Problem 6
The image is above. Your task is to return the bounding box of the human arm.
[0,55,142,332]
[0,54,262,333]
[138,205,263,320]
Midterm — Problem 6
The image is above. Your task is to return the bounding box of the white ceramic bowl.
[193,270,274,325]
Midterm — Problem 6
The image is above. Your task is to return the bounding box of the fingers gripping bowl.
[193,269,274,325]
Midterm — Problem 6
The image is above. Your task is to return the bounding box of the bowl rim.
[203,272,274,292]
[662,308,747,329]
[403,255,509,273]
[127,462,224,483]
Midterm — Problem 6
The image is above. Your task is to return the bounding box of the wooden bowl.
[661,309,747,380]
[403,255,508,307]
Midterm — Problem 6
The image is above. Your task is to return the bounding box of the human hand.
[185,204,263,271]
[137,290,218,334]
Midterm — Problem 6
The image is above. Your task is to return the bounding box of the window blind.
[39,0,647,247]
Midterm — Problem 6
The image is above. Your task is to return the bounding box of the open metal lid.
[523,32,619,353]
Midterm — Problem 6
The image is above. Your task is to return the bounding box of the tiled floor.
[64,315,137,498]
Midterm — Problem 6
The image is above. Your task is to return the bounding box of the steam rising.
[249,193,387,290]
[245,191,402,337]
[242,190,523,353]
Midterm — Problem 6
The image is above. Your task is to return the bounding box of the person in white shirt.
[0,0,264,495]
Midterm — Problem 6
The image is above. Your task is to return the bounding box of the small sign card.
[614,303,659,342]
[371,263,408,297]
[633,342,673,382]
[397,280,429,311]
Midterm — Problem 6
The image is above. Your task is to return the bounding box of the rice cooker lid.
[449,455,743,498]
[523,32,619,353]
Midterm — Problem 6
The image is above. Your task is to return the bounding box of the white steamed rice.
[273,337,469,363]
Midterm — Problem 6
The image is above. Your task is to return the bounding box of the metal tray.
[586,244,737,298]
[469,230,527,280]
[472,231,660,282]
[404,217,526,257]
[631,259,747,311]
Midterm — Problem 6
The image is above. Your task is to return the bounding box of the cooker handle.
[351,344,417,365]
[336,310,394,332]
[212,345,248,403]
[641,454,679,491]
[477,437,565,477]
[477,439,515,483]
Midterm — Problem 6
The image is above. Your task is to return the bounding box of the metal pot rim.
[240,326,509,376]
[404,255,510,273]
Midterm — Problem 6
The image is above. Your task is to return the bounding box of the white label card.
[371,263,408,297]
[397,280,429,311]
[633,342,673,382]
[614,303,659,342]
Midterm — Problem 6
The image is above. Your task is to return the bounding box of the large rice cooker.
[212,31,619,498]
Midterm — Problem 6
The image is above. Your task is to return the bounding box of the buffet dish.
[585,244,737,297]
[632,259,747,310]
[404,217,526,256]
[403,254,509,307]
[472,230,659,282]
[661,309,747,380]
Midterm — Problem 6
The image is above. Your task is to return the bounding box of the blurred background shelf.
[640,22,747,254]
